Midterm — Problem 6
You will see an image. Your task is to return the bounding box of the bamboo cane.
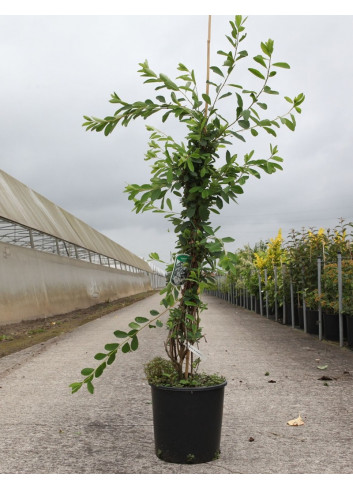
[205,15,212,119]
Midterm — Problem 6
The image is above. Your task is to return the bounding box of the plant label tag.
[186,342,202,358]
[170,254,190,286]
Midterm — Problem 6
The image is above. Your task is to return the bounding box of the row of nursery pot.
[206,222,353,349]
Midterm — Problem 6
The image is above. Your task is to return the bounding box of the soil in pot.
[150,382,226,464]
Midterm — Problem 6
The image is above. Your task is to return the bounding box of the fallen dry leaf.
[287,415,304,426]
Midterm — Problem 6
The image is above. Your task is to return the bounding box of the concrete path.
[1,293,353,474]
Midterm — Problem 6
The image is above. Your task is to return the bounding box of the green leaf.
[218,92,232,101]
[229,131,246,142]
[70,382,82,394]
[105,343,119,351]
[186,205,196,218]
[257,119,272,127]
[187,159,195,172]
[216,197,223,209]
[263,126,277,137]
[128,322,140,329]
[162,111,172,123]
[149,252,163,262]
[236,50,248,61]
[210,66,224,77]
[248,68,265,80]
[238,119,250,129]
[280,117,295,131]
[235,15,242,28]
[81,368,94,376]
[114,330,128,338]
[236,92,243,108]
[159,73,179,91]
[95,362,107,378]
[261,39,274,56]
[86,381,94,394]
[222,237,235,243]
[202,93,211,105]
[149,310,160,316]
[166,198,172,210]
[248,168,261,178]
[273,62,290,69]
[272,155,283,162]
[131,336,139,351]
[264,86,279,95]
[122,343,131,353]
[189,186,202,193]
[253,55,267,68]
[107,352,116,365]
[156,320,163,327]
[135,316,149,323]
[128,329,138,337]
[94,353,107,361]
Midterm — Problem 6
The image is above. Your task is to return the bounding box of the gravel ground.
[0,294,353,475]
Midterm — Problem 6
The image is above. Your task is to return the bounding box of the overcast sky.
[1,4,353,266]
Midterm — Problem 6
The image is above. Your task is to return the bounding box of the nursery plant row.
[206,219,353,349]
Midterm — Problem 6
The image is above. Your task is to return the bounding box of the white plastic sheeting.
[0,169,152,272]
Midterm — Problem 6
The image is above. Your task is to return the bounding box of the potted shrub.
[253,230,287,321]
[69,16,304,464]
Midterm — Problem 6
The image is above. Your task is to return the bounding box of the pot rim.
[149,380,227,392]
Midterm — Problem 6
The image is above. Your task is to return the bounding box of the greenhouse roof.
[0,169,152,272]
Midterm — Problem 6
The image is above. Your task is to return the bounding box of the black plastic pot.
[268,306,275,321]
[284,303,293,325]
[323,312,339,341]
[346,315,353,347]
[150,381,227,464]
[284,304,300,327]
[298,307,304,330]
[255,299,263,315]
[306,309,319,335]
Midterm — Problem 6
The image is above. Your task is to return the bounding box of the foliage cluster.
[221,218,353,316]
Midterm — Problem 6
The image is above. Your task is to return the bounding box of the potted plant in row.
[69,15,304,464]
